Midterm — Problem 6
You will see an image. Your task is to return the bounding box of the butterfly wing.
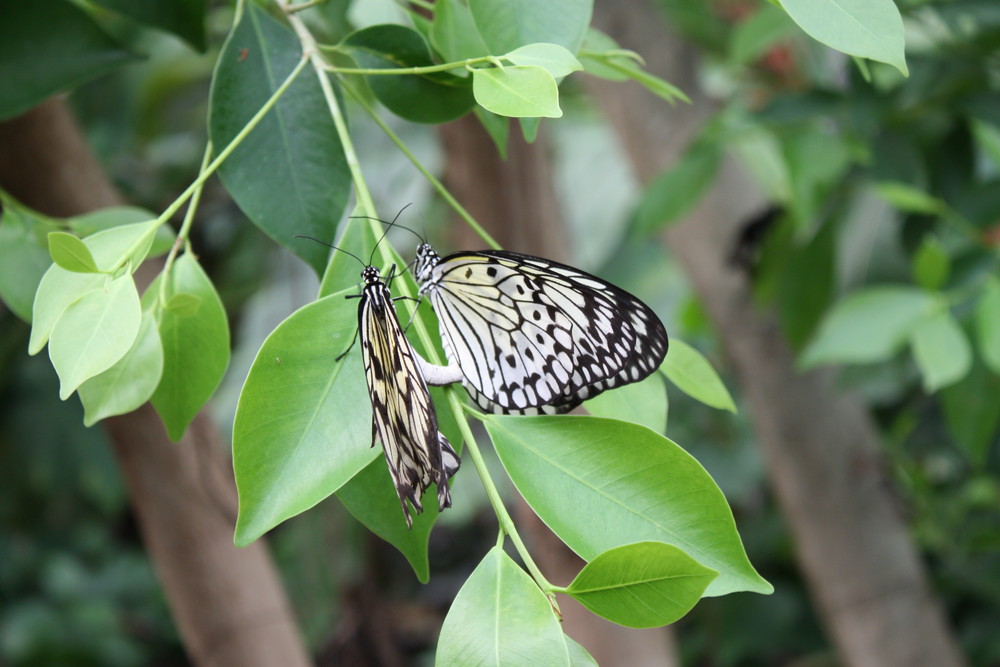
[420,249,668,414]
[359,273,459,527]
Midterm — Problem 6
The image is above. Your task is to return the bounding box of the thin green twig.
[159,142,214,304]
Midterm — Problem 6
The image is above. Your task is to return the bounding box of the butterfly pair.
[333,233,668,527]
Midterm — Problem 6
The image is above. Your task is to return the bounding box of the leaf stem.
[285,0,327,13]
[322,56,496,76]
[159,142,214,304]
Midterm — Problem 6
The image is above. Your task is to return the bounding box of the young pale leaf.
[632,140,721,236]
[975,277,1000,375]
[341,24,476,124]
[0,198,59,322]
[585,372,667,433]
[780,0,907,76]
[912,237,950,291]
[801,286,936,368]
[78,310,164,426]
[149,254,229,441]
[87,0,207,51]
[232,290,375,546]
[504,43,583,78]
[910,307,972,392]
[473,66,562,118]
[430,0,490,62]
[661,339,736,413]
[566,638,598,666]
[68,206,174,258]
[0,0,136,120]
[209,3,349,275]
[48,232,101,273]
[337,456,440,583]
[469,0,592,55]
[49,274,141,400]
[565,541,717,627]
[437,547,571,666]
[486,415,772,597]
[874,181,946,215]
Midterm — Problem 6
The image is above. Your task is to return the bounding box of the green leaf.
[147,254,229,441]
[469,0,592,54]
[88,0,207,51]
[67,207,174,258]
[566,637,598,666]
[0,196,59,322]
[729,4,797,65]
[336,456,440,583]
[474,107,510,159]
[874,181,947,215]
[437,547,571,666]
[911,236,950,291]
[430,0,491,62]
[504,43,583,78]
[342,24,476,124]
[472,66,562,118]
[486,415,772,596]
[971,120,1000,171]
[209,4,350,275]
[941,361,1000,467]
[232,291,375,546]
[0,0,137,120]
[975,276,1000,375]
[910,307,972,392]
[164,292,203,318]
[564,541,717,627]
[585,372,667,433]
[780,0,908,76]
[661,339,736,413]
[78,310,164,426]
[29,220,163,355]
[801,287,937,368]
[49,274,142,400]
[48,232,101,274]
[579,29,631,81]
[632,140,721,236]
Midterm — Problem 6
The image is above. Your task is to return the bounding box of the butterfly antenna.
[294,234,366,268]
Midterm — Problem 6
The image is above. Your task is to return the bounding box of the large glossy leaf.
[801,286,937,368]
[780,0,907,76]
[49,274,142,400]
[341,24,476,124]
[437,547,571,666]
[0,196,59,322]
[564,541,717,627]
[232,290,375,546]
[469,0,592,54]
[89,0,207,51]
[148,254,230,441]
[486,415,772,596]
[661,339,736,413]
[209,4,350,275]
[0,0,136,120]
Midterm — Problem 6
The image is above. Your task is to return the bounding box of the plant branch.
[322,56,496,76]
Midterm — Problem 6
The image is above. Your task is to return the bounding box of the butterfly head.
[361,265,382,285]
[413,243,439,284]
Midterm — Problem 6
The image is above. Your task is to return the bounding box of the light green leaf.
[49,274,141,400]
[911,236,950,291]
[910,307,971,392]
[486,415,772,596]
[801,287,937,368]
[67,207,174,258]
[565,541,717,627]
[469,0,592,54]
[504,43,583,78]
[148,254,229,441]
[780,0,908,76]
[232,290,375,546]
[0,196,59,322]
[976,277,1000,375]
[874,181,947,215]
[430,0,490,62]
[661,339,736,413]
[566,637,598,666]
[437,547,571,666]
[472,65,562,118]
[971,120,1000,171]
[48,232,101,273]
[78,310,164,426]
[164,292,203,318]
[585,372,667,433]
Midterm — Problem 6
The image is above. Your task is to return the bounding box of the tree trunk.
[0,98,311,667]
[587,2,966,666]
[439,114,680,667]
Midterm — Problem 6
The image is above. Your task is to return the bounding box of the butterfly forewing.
[415,245,669,415]
[357,265,459,527]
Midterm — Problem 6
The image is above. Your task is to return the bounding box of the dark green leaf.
[0,0,137,120]
[912,236,950,291]
[474,107,510,159]
[430,0,491,62]
[0,196,59,322]
[342,24,476,124]
[941,360,1000,467]
[89,0,207,51]
[209,4,350,275]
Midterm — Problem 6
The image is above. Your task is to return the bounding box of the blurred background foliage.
[1,0,998,664]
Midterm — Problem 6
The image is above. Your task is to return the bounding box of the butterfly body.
[413,245,668,415]
[356,264,459,527]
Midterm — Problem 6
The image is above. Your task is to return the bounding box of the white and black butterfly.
[412,244,669,415]
[350,262,460,527]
